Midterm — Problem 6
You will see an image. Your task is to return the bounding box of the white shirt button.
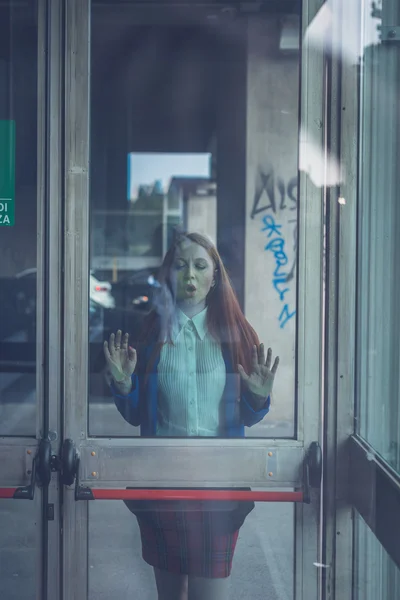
[188,346,193,351]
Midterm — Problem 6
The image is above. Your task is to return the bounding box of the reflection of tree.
[93,183,182,259]
[132,189,164,211]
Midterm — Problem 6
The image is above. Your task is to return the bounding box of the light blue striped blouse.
[156,307,226,436]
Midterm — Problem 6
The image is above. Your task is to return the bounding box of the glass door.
[0,1,63,599]
[333,0,400,598]
[4,2,399,599]
[62,1,325,599]
[0,3,42,599]
[310,1,400,598]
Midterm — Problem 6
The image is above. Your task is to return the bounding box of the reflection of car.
[89,273,115,309]
[15,268,115,310]
[112,268,160,311]
[10,268,115,342]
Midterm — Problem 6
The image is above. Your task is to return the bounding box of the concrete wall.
[245,16,299,429]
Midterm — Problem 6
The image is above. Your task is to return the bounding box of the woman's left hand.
[238,344,279,399]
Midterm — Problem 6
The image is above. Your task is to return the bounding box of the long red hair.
[139,232,259,374]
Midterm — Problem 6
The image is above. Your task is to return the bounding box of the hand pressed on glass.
[103,330,136,390]
[238,344,279,400]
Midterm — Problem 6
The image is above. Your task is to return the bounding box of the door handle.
[40,438,79,486]
[0,440,322,502]
[303,441,322,503]
[59,439,79,486]
[63,441,322,505]
[0,438,59,499]
[307,441,322,488]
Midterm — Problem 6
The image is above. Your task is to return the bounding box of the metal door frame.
[325,2,400,598]
[320,0,360,598]
[43,0,64,596]
[62,1,325,599]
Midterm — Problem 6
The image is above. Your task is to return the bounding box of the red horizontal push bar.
[91,489,304,502]
[0,488,18,499]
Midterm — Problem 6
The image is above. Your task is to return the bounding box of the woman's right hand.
[103,330,137,386]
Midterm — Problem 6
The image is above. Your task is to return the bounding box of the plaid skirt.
[134,504,240,578]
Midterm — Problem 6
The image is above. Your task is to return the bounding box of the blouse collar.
[173,306,208,341]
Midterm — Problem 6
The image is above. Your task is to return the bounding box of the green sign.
[0,120,16,227]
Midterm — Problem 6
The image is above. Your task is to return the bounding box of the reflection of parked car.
[15,268,115,310]
[89,272,115,309]
[8,268,115,342]
[111,267,160,311]
[0,273,36,343]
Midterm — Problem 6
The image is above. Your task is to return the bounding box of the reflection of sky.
[127,153,211,200]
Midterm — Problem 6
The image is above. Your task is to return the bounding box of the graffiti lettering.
[251,168,297,219]
[254,167,297,284]
[262,214,296,329]
[279,304,297,330]
[262,217,283,239]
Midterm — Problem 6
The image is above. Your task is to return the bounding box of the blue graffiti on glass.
[261,214,296,329]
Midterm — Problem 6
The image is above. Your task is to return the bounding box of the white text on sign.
[0,200,11,225]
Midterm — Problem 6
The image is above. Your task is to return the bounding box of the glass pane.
[89,2,300,438]
[0,500,38,600]
[0,1,38,435]
[89,500,294,600]
[354,513,400,600]
[356,0,400,472]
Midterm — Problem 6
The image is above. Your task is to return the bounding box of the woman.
[104,232,279,600]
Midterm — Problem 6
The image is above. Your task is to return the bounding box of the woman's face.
[170,240,215,308]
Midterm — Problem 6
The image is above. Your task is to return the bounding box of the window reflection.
[355,514,400,600]
[88,6,299,438]
[105,232,279,438]
[0,1,38,436]
[356,0,400,473]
